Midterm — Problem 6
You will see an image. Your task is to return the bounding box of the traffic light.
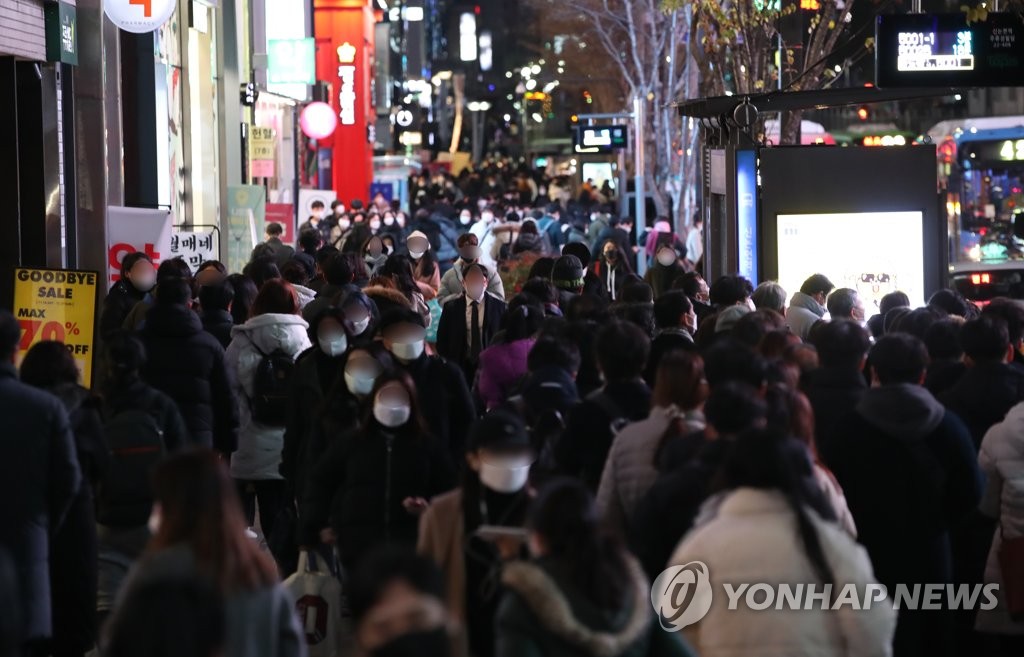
[583,90,593,105]
[857,105,869,121]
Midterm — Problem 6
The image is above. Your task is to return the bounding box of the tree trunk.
[781,109,803,145]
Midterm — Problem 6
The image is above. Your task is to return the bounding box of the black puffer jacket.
[98,378,191,527]
[281,346,349,495]
[201,309,235,349]
[403,353,476,466]
[140,303,240,454]
[46,383,104,656]
[302,425,455,569]
[99,279,147,341]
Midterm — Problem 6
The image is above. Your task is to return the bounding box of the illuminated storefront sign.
[338,42,357,126]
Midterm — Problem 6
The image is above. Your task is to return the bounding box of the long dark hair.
[528,478,630,611]
[716,427,836,589]
[149,450,277,594]
[379,255,420,300]
[20,341,80,388]
[226,274,258,325]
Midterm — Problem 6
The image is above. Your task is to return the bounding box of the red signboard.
[314,0,374,208]
[266,203,296,244]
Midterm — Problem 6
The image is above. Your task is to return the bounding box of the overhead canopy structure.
[673,86,959,119]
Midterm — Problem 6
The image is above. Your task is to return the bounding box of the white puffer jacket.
[226,313,311,480]
[976,401,1024,635]
[670,488,896,657]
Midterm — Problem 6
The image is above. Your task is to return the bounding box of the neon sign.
[337,42,357,126]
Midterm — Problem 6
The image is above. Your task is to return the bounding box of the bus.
[927,116,1024,303]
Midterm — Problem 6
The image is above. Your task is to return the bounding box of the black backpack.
[251,345,296,426]
[99,409,166,526]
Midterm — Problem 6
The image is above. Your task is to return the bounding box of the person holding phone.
[418,409,535,657]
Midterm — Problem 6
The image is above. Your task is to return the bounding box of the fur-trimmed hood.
[363,285,413,309]
[501,555,652,657]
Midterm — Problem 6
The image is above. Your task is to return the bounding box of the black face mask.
[604,252,617,261]
[371,629,450,657]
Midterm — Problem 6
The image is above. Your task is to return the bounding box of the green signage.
[45,2,78,66]
[267,38,316,85]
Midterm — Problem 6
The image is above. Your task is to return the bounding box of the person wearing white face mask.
[418,409,536,657]
[437,233,507,306]
[379,309,476,466]
[644,244,687,300]
[303,372,456,572]
[458,210,474,227]
[282,307,352,498]
[340,288,378,345]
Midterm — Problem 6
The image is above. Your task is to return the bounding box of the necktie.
[470,300,482,359]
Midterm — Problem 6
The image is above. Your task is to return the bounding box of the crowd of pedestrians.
[2,164,1023,657]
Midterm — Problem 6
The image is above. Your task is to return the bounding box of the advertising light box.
[776,211,926,313]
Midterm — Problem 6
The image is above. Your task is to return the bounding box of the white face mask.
[397,216,406,227]
[131,272,157,293]
[477,199,488,209]
[312,211,324,219]
[657,252,677,267]
[409,249,426,260]
[384,216,395,226]
[374,401,411,428]
[350,316,371,336]
[481,212,494,223]
[344,369,377,397]
[370,220,382,231]
[479,456,531,493]
[318,331,348,358]
[339,219,352,231]
[390,339,425,362]
[460,213,473,225]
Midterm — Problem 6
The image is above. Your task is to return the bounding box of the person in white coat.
[597,351,707,536]
[665,428,895,657]
[975,402,1024,651]
[226,279,312,541]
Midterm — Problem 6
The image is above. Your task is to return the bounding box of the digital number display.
[575,125,628,153]
[958,139,1024,164]
[877,13,1024,88]
[896,29,973,71]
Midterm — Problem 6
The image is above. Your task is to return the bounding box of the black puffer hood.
[857,383,945,439]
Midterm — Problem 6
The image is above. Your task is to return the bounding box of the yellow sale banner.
[13,267,98,387]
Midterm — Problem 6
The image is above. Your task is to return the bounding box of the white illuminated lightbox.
[776,211,925,313]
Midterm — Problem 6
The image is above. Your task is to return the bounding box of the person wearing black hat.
[379,309,475,465]
[550,255,585,311]
[562,242,608,302]
[418,409,535,657]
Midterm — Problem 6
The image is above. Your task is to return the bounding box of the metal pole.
[633,96,647,276]
[617,148,627,221]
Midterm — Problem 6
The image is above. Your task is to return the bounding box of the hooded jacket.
[226,313,312,480]
[140,304,240,454]
[437,258,506,306]
[291,283,316,310]
[496,555,695,657]
[828,384,982,622]
[785,292,827,340]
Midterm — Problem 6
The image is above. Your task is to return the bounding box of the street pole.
[633,96,647,276]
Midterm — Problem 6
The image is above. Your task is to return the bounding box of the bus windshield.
[933,117,1024,267]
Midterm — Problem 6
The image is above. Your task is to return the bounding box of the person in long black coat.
[99,253,155,341]
[302,371,455,570]
[0,312,81,653]
[379,309,476,467]
[139,278,239,456]
[19,342,106,657]
[828,334,982,657]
